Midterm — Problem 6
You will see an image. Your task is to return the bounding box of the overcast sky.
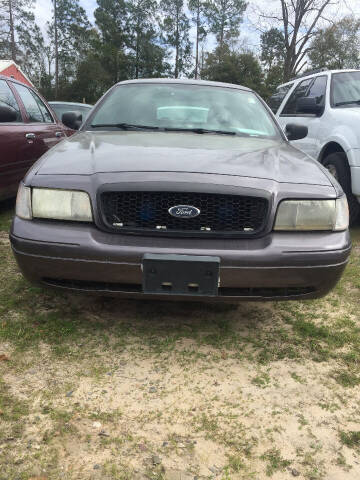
[35,0,360,55]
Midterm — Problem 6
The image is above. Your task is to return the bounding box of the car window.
[331,71,360,107]
[0,79,22,122]
[14,84,52,123]
[268,83,294,113]
[89,84,281,139]
[31,91,53,122]
[281,78,313,115]
[307,76,327,106]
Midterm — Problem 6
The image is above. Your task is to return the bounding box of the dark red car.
[0,75,73,201]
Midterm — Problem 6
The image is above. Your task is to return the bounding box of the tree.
[127,0,169,78]
[260,28,285,70]
[160,0,192,78]
[18,22,47,87]
[260,28,286,99]
[309,16,360,70]
[204,0,247,50]
[70,54,112,103]
[188,0,207,79]
[0,0,40,66]
[94,0,131,84]
[201,45,264,93]
[48,0,91,98]
[258,0,337,81]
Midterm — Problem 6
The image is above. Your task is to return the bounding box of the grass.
[1,201,360,479]
[339,431,360,449]
[260,448,291,476]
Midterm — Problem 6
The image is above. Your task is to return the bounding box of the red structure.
[0,60,33,87]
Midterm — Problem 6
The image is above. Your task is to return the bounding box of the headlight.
[32,188,93,222]
[16,183,32,220]
[274,197,348,231]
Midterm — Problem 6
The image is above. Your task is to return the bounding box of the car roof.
[116,78,252,92]
[0,73,35,89]
[277,69,360,89]
[49,101,93,108]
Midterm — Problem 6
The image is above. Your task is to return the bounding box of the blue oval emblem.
[168,205,200,218]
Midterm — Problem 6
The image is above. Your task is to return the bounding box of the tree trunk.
[8,0,16,62]
[54,0,59,99]
[194,2,200,79]
[174,7,179,78]
[135,24,140,79]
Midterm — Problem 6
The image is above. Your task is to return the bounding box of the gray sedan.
[11,79,351,301]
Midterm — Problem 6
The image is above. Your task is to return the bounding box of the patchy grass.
[260,448,291,476]
[1,201,360,479]
[340,431,360,450]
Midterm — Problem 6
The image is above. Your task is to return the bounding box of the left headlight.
[274,197,349,231]
[32,188,93,222]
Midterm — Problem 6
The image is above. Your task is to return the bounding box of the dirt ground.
[1,202,360,480]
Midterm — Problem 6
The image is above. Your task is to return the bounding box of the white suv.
[269,69,360,223]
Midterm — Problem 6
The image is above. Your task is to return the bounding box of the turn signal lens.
[15,183,32,220]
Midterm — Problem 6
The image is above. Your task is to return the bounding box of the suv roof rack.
[291,68,328,80]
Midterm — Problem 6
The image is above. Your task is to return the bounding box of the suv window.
[14,84,53,123]
[0,79,22,122]
[331,71,360,107]
[268,83,294,113]
[307,76,327,106]
[281,78,313,115]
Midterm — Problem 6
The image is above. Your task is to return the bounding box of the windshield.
[331,71,360,107]
[88,83,280,139]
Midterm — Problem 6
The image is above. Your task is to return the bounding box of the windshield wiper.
[90,122,160,130]
[334,100,360,106]
[163,127,250,137]
[90,123,251,136]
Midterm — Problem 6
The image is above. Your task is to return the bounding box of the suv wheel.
[323,152,359,225]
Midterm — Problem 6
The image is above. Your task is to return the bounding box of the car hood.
[35,131,332,186]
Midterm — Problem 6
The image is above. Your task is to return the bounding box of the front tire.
[323,152,359,225]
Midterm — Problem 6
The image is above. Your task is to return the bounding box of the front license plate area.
[142,254,220,296]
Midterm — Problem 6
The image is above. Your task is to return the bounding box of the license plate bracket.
[142,254,220,296]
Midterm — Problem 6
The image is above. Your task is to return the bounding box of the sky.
[35,0,360,56]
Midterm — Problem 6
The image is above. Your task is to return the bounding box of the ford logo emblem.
[168,205,200,218]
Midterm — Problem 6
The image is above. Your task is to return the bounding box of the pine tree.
[204,0,247,50]
[0,0,41,67]
[127,0,169,78]
[94,0,131,83]
[160,0,191,78]
[48,0,91,98]
[188,0,207,79]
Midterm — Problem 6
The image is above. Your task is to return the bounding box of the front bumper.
[10,217,351,302]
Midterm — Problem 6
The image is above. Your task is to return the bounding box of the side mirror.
[0,105,17,123]
[285,123,308,141]
[61,111,83,130]
[296,97,323,116]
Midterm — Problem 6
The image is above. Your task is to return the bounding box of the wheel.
[323,152,360,225]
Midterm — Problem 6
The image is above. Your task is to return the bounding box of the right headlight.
[274,196,349,231]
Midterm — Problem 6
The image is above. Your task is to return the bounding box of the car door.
[0,79,40,200]
[277,76,328,158]
[11,82,67,160]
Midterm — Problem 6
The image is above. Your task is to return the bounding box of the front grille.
[100,191,268,236]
